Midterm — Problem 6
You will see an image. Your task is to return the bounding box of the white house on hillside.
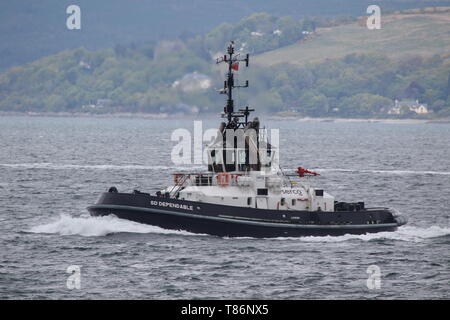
[388,99,430,115]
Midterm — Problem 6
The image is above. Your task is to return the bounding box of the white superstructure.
[162,137,334,212]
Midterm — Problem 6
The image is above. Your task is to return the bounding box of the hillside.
[1,10,450,118]
[254,11,450,66]
[2,0,450,70]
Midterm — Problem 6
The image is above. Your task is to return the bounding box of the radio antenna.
[216,41,253,128]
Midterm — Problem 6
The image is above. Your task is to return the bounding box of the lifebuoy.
[216,173,231,187]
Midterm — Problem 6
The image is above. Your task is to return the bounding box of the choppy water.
[0,116,449,299]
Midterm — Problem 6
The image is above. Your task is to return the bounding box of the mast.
[216,41,253,128]
[210,41,262,173]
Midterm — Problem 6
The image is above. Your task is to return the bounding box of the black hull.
[87,192,405,238]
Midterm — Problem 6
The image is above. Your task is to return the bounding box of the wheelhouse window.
[257,188,268,196]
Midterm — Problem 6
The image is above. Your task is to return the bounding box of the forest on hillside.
[2,0,446,70]
[1,12,450,118]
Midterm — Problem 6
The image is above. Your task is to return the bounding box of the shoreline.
[268,116,450,124]
[1,111,449,124]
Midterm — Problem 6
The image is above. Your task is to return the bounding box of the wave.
[0,163,203,171]
[313,168,450,176]
[3,163,449,176]
[270,226,450,243]
[28,214,449,242]
[28,214,199,237]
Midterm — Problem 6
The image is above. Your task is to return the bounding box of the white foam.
[313,168,450,176]
[27,215,450,242]
[270,226,450,243]
[3,163,449,176]
[28,214,198,237]
[0,163,203,171]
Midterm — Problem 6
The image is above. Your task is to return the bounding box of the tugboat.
[88,41,407,238]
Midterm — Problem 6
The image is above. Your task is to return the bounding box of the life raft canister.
[173,173,183,185]
[216,172,231,187]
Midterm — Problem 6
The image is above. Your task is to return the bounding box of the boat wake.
[0,163,203,171]
[313,168,450,176]
[270,225,450,243]
[28,214,199,237]
[3,163,449,176]
[28,214,449,242]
